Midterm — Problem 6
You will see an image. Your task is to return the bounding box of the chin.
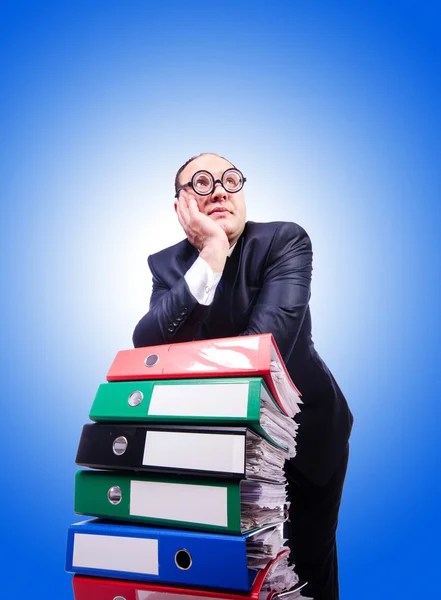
[211,213,231,225]
[219,220,234,233]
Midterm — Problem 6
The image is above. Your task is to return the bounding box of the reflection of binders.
[76,423,287,482]
[66,519,285,592]
[71,551,305,599]
[106,334,301,418]
[89,377,297,455]
[74,470,287,534]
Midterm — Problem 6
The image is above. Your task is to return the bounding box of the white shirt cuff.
[184,256,222,305]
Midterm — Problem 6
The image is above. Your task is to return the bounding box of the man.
[133,153,353,600]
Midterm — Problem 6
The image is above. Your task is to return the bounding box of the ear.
[174,199,178,213]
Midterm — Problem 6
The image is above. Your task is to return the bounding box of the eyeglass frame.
[174,168,247,199]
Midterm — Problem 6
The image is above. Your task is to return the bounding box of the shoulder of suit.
[148,221,310,263]
[148,238,193,264]
[244,220,310,239]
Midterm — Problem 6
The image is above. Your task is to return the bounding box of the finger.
[186,196,201,219]
[176,198,190,228]
[181,191,198,210]
[178,197,200,237]
[178,190,193,212]
[178,189,193,204]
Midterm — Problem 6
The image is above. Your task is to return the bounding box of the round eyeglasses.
[175,168,246,198]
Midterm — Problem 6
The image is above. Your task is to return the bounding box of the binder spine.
[76,424,249,478]
[67,521,255,590]
[74,471,243,534]
[90,379,258,423]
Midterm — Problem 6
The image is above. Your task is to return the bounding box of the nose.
[211,181,228,202]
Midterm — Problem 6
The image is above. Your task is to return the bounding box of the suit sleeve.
[240,222,313,362]
[132,256,211,347]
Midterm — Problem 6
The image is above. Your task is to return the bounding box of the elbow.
[132,320,146,348]
[132,315,166,348]
[132,328,141,348]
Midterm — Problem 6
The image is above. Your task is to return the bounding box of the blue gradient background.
[1,1,440,597]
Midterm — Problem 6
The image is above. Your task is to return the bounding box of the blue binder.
[66,519,271,592]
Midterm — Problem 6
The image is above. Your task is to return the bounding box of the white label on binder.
[148,382,249,417]
[130,480,228,527]
[72,533,159,575]
[143,431,245,474]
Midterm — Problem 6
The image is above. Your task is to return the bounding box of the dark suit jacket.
[133,220,353,486]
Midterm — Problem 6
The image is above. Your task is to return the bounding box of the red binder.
[72,550,293,600]
[107,334,301,417]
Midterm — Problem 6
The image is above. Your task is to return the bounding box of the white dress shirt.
[184,243,236,306]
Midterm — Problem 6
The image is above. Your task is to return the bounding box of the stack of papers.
[245,430,288,483]
[241,481,288,531]
[270,357,302,419]
[259,551,299,595]
[260,393,298,457]
[246,524,286,569]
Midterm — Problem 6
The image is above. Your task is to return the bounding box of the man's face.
[176,154,247,246]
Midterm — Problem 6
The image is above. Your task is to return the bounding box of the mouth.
[209,207,230,215]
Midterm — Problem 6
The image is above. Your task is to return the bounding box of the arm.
[133,191,230,348]
[239,222,313,363]
[132,256,212,347]
[175,191,230,272]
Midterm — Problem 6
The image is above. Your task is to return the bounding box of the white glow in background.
[1,2,440,598]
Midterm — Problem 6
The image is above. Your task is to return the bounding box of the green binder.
[74,470,287,535]
[89,377,296,454]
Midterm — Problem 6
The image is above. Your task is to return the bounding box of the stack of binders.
[66,334,313,599]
